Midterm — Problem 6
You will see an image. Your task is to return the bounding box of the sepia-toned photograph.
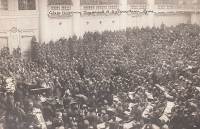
[0,0,200,129]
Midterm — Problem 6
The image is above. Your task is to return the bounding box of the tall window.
[0,0,8,10]
[18,0,36,10]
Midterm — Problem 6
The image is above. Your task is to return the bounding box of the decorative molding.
[11,27,18,33]
[20,35,35,38]
[0,36,9,38]
[22,18,34,26]
[18,29,36,34]
[0,13,39,18]
[48,14,72,18]
[0,19,7,27]
[0,31,9,34]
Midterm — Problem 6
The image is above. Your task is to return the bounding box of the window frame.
[0,0,38,14]
[18,0,36,11]
[0,0,9,11]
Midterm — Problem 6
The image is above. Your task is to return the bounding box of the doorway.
[0,37,8,50]
[132,16,142,28]
[20,36,33,61]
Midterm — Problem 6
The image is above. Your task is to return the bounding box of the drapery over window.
[0,0,8,10]
[48,0,72,5]
[18,0,36,10]
[80,0,119,5]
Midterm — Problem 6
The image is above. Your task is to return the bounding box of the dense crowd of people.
[1,23,200,129]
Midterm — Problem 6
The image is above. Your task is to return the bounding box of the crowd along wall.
[155,13,192,27]
[44,0,200,42]
[80,15,120,36]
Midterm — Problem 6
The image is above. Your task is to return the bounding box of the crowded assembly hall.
[1,0,200,129]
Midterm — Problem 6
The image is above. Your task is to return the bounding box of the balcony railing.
[47,3,200,17]
[48,5,72,17]
[128,4,148,12]
[80,0,119,5]
[49,5,71,11]
[81,5,119,14]
[154,4,200,12]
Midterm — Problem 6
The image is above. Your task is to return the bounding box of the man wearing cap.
[54,77,63,98]
[26,111,40,129]
[53,112,64,128]
[33,96,43,110]
[43,101,53,121]
[63,92,72,109]
[132,104,144,127]
[13,102,26,125]
[109,116,119,129]
[14,85,24,108]
[86,111,98,128]
[78,119,90,129]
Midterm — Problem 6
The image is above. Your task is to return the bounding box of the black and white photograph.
[0,0,200,129]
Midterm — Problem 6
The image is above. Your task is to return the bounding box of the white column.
[39,0,50,43]
[191,13,198,24]
[119,0,127,30]
[147,0,155,28]
[72,0,81,38]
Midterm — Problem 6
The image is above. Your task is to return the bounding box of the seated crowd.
[0,23,200,129]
